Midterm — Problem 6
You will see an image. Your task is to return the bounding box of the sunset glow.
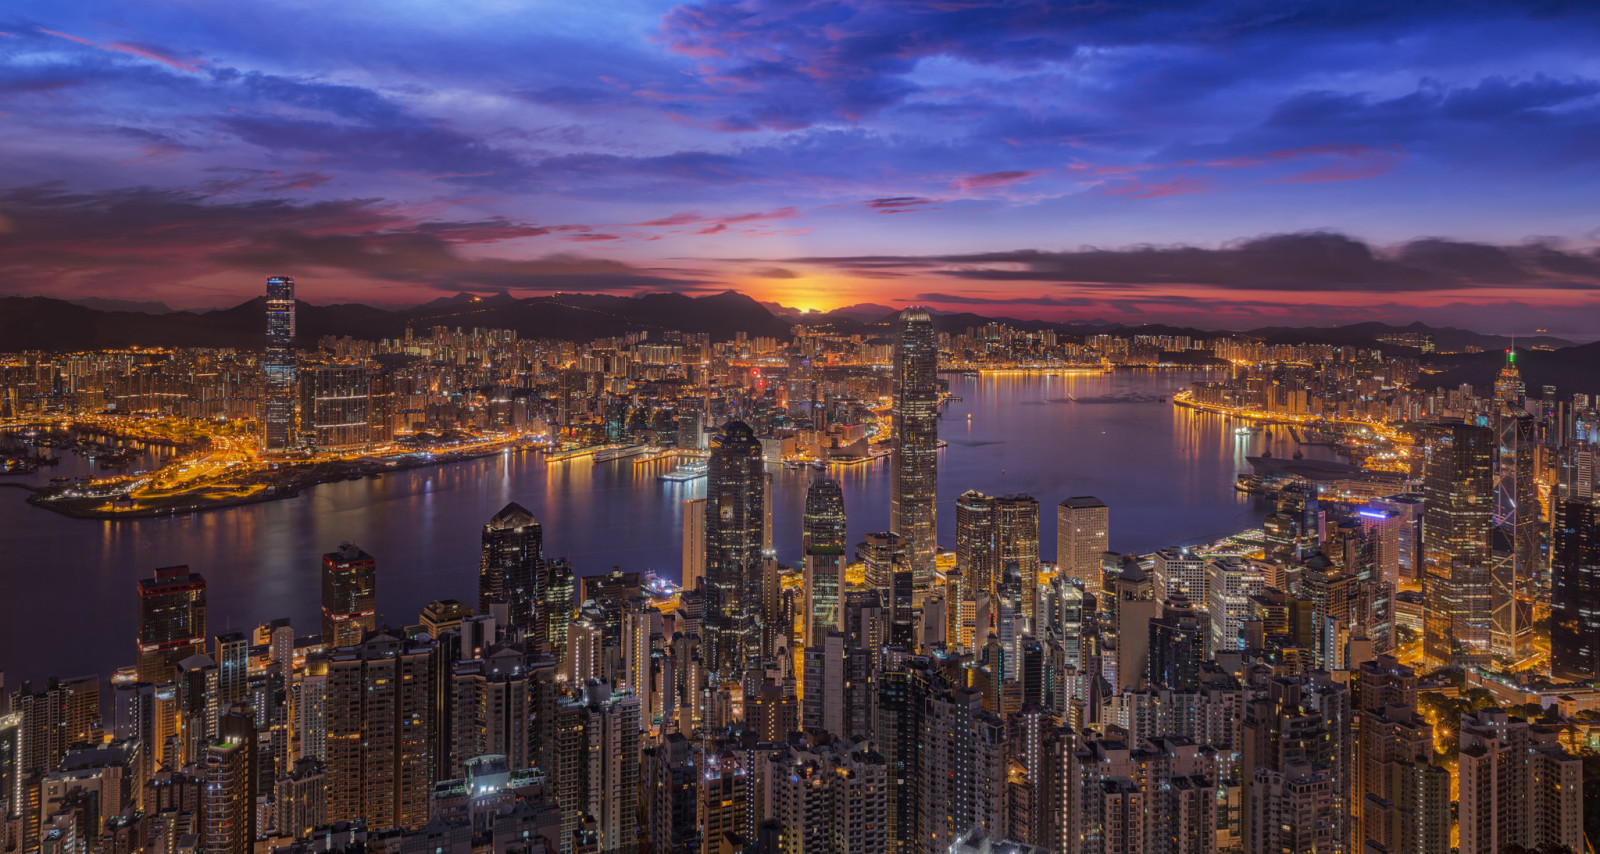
[1,1,1597,334]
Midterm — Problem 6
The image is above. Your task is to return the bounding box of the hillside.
[0,291,792,350]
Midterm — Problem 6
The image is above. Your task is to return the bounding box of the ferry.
[659,460,708,482]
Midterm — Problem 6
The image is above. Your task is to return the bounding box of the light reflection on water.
[0,370,1333,683]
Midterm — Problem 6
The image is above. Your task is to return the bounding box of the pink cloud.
[40,28,202,73]
[114,142,189,165]
[1276,148,1406,184]
[1101,176,1212,200]
[632,207,800,227]
[563,233,623,242]
[696,224,728,235]
[864,196,944,214]
[1066,162,1159,178]
[634,211,704,227]
[39,28,95,45]
[1209,144,1406,183]
[106,41,202,73]
[952,169,1047,192]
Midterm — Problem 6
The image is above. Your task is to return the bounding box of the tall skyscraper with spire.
[1490,348,1538,662]
[704,421,766,676]
[1494,347,1526,409]
[263,275,297,450]
[890,307,938,591]
[1493,407,1538,661]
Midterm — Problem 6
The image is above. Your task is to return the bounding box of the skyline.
[2,1,1599,333]
[4,245,1600,852]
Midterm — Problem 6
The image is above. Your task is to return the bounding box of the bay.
[0,370,1331,686]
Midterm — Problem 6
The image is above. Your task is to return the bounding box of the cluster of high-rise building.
[3,302,1600,854]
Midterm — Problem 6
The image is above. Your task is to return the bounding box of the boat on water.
[659,460,708,482]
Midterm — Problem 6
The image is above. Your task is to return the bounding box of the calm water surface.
[0,371,1332,685]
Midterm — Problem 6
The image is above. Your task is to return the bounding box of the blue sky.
[1,0,1598,332]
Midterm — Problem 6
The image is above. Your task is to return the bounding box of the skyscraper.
[1056,496,1108,595]
[800,481,848,647]
[480,502,544,637]
[955,491,1040,619]
[555,681,640,854]
[1457,709,1583,854]
[298,364,371,449]
[1551,499,1600,680]
[1420,422,1495,667]
[137,565,207,685]
[803,479,848,646]
[1207,556,1265,655]
[321,543,377,648]
[262,275,297,450]
[860,531,914,646]
[449,643,534,778]
[203,706,257,854]
[995,494,1041,621]
[891,307,938,591]
[802,478,847,554]
[921,687,1007,853]
[1355,657,1451,854]
[955,490,998,597]
[1494,348,1526,409]
[1492,409,1538,661]
[681,497,706,592]
[704,421,766,676]
[214,630,249,708]
[877,664,934,854]
[325,630,436,831]
[1147,593,1205,691]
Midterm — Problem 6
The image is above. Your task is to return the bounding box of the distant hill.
[68,297,175,314]
[1421,341,1600,399]
[1242,320,1571,352]
[0,290,792,351]
[1,292,1595,396]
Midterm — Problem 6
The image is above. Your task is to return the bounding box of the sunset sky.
[2,1,1598,333]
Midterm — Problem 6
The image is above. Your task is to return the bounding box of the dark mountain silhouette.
[68,297,175,314]
[1422,341,1600,399]
[1,291,1593,395]
[0,290,792,351]
[1242,320,1570,352]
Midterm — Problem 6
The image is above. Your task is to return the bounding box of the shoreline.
[21,443,526,521]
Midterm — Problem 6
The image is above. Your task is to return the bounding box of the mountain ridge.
[1,292,1594,393]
